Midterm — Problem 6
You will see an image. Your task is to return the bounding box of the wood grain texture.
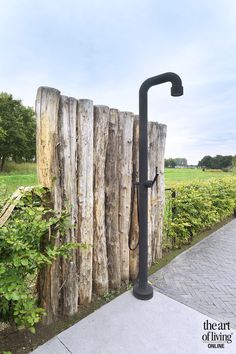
[148,122,167,265]
[129,116,139,280]
[105,109,121,289]
[153,123,167,260]
[93,105,109,295]
[148,122,157,267]
[118,111,134,282]
[59,95,78,315]
[36,86,61,192]
[35,86,61,324]
[77,99,94,304]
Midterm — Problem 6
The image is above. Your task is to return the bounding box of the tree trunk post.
[35,86,61,324]
[129,116,139,280]
[154,123,167,260]
[0,156,6,171]
[148,122,158,266]
[148,122,167,264]
[77,99,94,305]
[93,105,109,295]
[59,95,79,315]
[105,109,121,289]
[118,111,134,282]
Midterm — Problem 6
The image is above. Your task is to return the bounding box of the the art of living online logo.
[202,320,233,349]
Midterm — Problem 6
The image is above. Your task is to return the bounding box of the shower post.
[133,72,183,300]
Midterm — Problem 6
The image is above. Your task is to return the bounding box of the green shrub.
[164,177,236,250]
[0,187,81,332]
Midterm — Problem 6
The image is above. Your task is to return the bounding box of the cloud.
[0,0,235,164]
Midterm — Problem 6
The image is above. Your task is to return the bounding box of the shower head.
[139,72,184,97]
[171,84,184,96]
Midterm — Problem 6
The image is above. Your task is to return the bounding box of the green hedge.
[0,187,81,331]
[164,177,236,250]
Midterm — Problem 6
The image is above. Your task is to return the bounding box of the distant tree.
[214,155,232,169]
[0,92,36,171]
[198,156,214,169]
[165,158,176,168]
[198,155,233,169]
[174,158,187,167]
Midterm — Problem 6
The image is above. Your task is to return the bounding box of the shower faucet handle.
[144,167,159,188]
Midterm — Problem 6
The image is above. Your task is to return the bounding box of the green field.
[165,168,232,187]
[0,164,234,201]
[0,162,38,199]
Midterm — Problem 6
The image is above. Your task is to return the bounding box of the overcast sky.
[0,0,235,164]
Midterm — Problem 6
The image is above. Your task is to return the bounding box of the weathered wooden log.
[118,111,134,282]
[77,99,94,304]
[35,86,61,324]
[129,116,139,280]
[59,96,78,315]
[105,109,121,289]
[153,123,167,260]
[148,122,167,266]
[148,122,158,267]
[36,87,61,192]
[93,105,109,295]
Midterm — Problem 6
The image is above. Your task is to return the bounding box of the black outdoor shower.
[133,72,184,300]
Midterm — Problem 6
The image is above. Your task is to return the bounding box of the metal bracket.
[144,167,159,188]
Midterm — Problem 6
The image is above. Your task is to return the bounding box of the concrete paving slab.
[32,337,70,353]
[32,289,236,354]
[31,220,236,353]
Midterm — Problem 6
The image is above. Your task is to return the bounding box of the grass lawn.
[0,174,38,197]
[0,163,234,199]
[165,167,232,187]
[0,162,38,199]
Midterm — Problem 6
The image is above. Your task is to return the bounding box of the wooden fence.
[35,87,167,323]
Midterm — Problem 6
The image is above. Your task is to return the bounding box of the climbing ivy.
[0,187,81,332]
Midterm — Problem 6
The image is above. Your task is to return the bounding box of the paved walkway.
[150,218,236,328]
[32,290,236,354]
[32,219,236,353]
